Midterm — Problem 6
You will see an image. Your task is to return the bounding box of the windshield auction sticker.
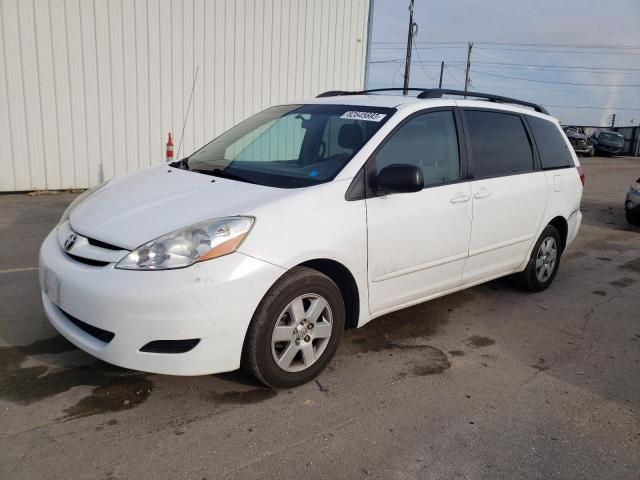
[340,111,387,122]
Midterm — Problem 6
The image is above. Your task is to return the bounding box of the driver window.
[319,117,370,160]
[374,110,460,186]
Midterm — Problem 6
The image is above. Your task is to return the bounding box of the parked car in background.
[39,88,584,388]
[626,177,640,225]
[563,126,594,156]
[590,130,624,156]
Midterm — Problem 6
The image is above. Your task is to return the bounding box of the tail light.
[577,165,585,186]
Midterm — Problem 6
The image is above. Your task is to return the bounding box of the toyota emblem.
[64,233,77,251]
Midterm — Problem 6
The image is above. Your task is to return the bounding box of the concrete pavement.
[1,157,638,479]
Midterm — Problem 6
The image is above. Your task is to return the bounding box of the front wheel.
[242,266,345,388]
[515,225,562,292]
[627,210,640,225]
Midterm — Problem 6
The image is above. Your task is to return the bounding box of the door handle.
[473,188,491,199]
[450,193,470,204]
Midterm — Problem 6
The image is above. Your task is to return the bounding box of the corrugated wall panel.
[0,0,14,191]
[2,0,31,191]
[0,0,370,191]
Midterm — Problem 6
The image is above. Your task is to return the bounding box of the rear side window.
[464,110,534,178]
[527,116,574,169]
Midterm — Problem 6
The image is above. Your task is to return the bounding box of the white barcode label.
[340,111,386,122]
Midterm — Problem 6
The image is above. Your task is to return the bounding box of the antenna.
[177,66,200,160]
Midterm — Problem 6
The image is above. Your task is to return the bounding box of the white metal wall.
[0,0,370,191]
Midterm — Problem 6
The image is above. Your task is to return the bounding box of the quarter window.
[374,110,460,186]
[526,116,574,169]
[464,110,534,178]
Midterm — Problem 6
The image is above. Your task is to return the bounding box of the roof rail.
[316,88,430,98]
[417,89,548,114]
[316,87,548,115]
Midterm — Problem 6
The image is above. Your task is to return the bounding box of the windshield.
[184,104,395,188]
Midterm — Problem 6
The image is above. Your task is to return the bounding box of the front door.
[366,109,472,315]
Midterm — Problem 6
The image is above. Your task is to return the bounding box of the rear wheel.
[242,266,344,388]
[515,225,562,292]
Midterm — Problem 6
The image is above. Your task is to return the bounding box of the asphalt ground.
[1,156,639,479]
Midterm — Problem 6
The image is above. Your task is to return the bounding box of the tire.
[626,210,640,225]
[242,266,345,388]
[515,225,563,292]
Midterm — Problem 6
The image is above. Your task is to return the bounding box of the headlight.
[59,181,110,225]
[115,217,254,270]
[631,181,640,194]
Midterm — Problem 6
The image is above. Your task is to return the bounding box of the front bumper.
[568,139,591,154]
[39,229,285,375]
[626,189,640,215]
[595,144,622,155]
[571,145,592,154]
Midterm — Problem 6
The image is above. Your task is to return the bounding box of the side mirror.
[376,164,424,195]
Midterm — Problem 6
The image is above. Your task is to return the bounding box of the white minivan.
[39,89,584,387]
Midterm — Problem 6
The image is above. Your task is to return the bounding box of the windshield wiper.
[170,157,190,170]
[191,168,256,185]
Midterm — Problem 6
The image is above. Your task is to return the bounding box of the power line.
[460,84,639,112]
[444,65,463,86]
[543,105,640,111]
[372,45,640,55]
[370,58,405,63]
[470,41,640,49]
[449,61,640,73]
[469,82,640,94]
[373,40,640,49]
[370,59,640,74]
[448,65,640,87]
[474,46,640,55]
[465,62,640,74]
[412,41,437,81]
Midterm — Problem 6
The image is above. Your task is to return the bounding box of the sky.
[367,0,640,126]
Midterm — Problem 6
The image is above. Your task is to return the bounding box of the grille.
[60,308,115,343]
[65,252,110,267]
[140,339,201,354]
[87,237,125,251]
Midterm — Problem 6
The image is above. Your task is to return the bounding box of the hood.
[564,130,586,140]
[69,166,289,249]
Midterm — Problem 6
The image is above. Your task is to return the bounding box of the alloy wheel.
[271,294,333,373]
[535,236,558,282]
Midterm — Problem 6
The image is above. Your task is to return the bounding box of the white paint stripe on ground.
[0,267,38,274]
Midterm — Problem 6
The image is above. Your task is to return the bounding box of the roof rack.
[417,89,548,114]
[316,87,548,115]
[316,88,428,98]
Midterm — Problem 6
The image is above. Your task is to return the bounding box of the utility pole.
[439,61,444,88]
[464,42,473,98]
[610,113,616,128]
[402,0,416,95]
